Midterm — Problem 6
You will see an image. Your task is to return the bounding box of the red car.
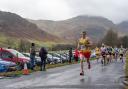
[0,48,30,64]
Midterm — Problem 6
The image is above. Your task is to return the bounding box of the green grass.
[0,33,57,49]
[90,57,96,60]
[0,57,96,77]
[0,62,74,77]
[0,34,20,48]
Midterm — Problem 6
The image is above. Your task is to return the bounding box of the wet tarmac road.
[0,60,126,89]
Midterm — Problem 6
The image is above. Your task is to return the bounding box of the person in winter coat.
[69,48,73,63]
[39,47,48,71]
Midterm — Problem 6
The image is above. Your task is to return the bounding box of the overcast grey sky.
[0,0,128,23]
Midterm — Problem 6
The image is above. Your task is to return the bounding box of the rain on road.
[0,60,125,89]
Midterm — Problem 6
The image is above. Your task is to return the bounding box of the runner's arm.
[86,37,92,47]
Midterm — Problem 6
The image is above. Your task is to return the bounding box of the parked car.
[47,54,61,64]
[23,53,53,65]
[23,53,42,65]
[0,63,7,72]
[53,53,68,63]
[46,56,54,64]
[0,48,30,69]
[62,53,69,60]
[49,53,62,62]
[0,58,16,72]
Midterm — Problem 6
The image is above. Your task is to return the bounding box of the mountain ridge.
[29,15,117,42]
[0,11,60,43]
[0,10,127,45]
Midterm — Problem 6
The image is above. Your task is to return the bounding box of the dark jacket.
[30,46,36,56]
[39,47,48,59]
[69,48,72,57]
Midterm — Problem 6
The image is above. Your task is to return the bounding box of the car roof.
[0,48,14,51]
[6,49,15,51]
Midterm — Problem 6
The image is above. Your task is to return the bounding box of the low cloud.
[0,0,128,23]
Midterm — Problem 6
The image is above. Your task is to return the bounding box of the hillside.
[29,15,116,42]
[0,10,126,46]
[117,21,128,34]
[0,11,60,43]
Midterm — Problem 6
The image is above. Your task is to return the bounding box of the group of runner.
[95,44,126,65]
[76,31,127,76]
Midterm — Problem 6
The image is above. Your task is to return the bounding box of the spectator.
[69,48,72,63]
[74,49,79,62]
[30,43,36,70]
[39,47,48,71]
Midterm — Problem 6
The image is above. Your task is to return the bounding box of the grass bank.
[0,58,96,77]
[0,62,75,77]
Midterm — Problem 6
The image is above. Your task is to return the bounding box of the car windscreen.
[23,53,30,57]
[47,54,52,58]
[9,49,25,58]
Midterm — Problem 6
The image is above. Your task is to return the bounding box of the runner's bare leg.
[81,60,84,72]
[87,58,91,69]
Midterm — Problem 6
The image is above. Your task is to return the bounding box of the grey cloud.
[0,0,128,23]
[67,0,128,23]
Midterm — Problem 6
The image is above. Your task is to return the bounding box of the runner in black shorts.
[119,45,124,63]
[107,46,112,63]
[101,44,106,65]
[114,46,119,61]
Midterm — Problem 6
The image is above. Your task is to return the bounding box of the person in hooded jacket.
[30,43,36,70]
[39,47,48,71]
